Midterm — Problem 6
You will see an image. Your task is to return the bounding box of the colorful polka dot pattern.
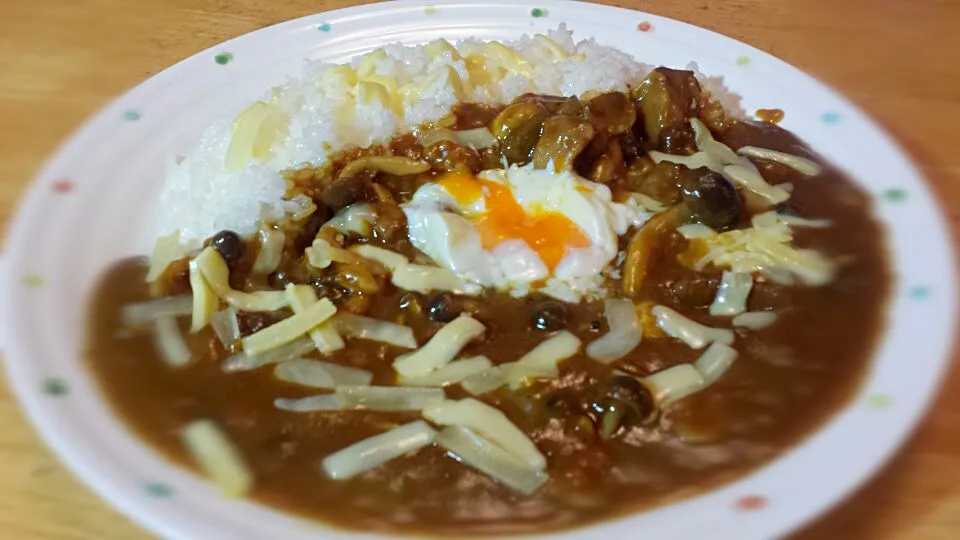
[736,55,751,66]
[318,23,332,32]
[735,495,768,511]
[22,274,44,287]
[423,6,438,15]
[52,179,74,194]
[866,394,894,410]
[42,378,68,397]
[530,8,548,18]
[821,111,841,124]
[145,482,174,498]
[908,285,930,299]
[883,188,907,203]
[214,52,233,65]
[122,110,141,122]
[637,21,653,32]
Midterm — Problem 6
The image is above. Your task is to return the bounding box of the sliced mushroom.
[532,115,595,172]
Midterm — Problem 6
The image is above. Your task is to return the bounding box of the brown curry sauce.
[84,80,890,535]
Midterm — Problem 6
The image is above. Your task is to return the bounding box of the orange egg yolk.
[436,172,591,270]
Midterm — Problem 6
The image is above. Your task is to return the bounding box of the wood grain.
[1,1,958,538]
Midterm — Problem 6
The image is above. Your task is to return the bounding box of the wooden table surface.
[1,0,959,538]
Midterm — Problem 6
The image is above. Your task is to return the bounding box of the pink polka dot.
[52,179,74,194]
[735,495,768,511]
[637,21,653,32]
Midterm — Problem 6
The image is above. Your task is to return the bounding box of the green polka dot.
[22,274,44,287]
[736,56,751,66]
[122,110,141,122]
[317,22,332,31]
[883,188,907,203]
[866,394,893,410]
[214,52,234,65]
[423,6,438,15]
[908,285,930,299]
[42,378,68,397]
[145,482,173,498]
[530,7,548,17]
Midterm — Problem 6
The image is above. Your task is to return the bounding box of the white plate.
[3,1,956,539]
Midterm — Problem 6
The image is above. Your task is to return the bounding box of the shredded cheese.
[586,299,643,364]
[643,364,706,404]
[350,244,409,272]
[153,315,192,367]
[392,263,481,295]
[274,359,372,388]
[436,426,548,495]
[737,146,823,176]
[321,421,437,480]
[284,285,345,354]
[709,271,753,317]
[679,212,836,286]
[335,385,445,411]
[336,313,417,349]
[732,311,778,330]
[241,298,336,356]
[181,419,253,498]
[393,315,486,378]
[398,356,493,387]
[652,305,734,349]
[422,398,546,470]
[694,342,738,385]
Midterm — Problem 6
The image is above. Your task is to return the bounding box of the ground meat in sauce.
[84,76,890,535]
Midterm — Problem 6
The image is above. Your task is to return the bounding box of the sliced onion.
[437,426,548,495]
[586,299,642,364]
[209,307,240,347]
[180,419,253,498]
[652,305,734,349]
[642,364,705,404]
[275,359,372,388]
[274,394,341,412]
[393,315,486,378]
[732,311,778,330]
[240,298,336,356]
[320,420,437,480]
[398,356,493,387]
[737,146,823,176]
[285,284,344,354]
[335,385,445,411]
[121,295,193,326]
[350,244,409,272]
[153,315,191,367]
[506,331,581,389]
[336,313,417,349]
[391,264,481,295]
[252,228,285,274]
[690,117,741,164]
[222,336,315,372]
[694,342,738,385]
[709,271,753,317]
[327,202,375,236]
[422,398,546,469]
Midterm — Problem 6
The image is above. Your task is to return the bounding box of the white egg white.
[402,163,650,301]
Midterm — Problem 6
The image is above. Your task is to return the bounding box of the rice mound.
[155,26,737,249]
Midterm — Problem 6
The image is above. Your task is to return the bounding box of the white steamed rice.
[155,25,738,249]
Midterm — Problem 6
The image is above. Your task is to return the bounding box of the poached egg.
[402,164,649,301]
